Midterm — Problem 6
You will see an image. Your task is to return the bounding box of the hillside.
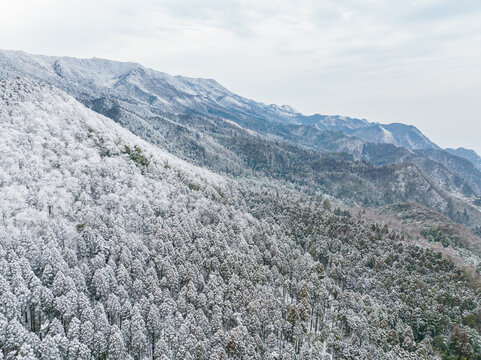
[447,148,481,172]
[0,50,441,150]
[2,50,481,231]
[1,78,481,359]
[2,50,481,230]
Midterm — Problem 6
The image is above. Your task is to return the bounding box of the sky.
[1,0,481,153]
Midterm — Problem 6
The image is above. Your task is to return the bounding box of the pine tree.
[130,305,148,360]
[107,326,126,360]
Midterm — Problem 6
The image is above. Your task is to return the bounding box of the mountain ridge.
[0,49,439,151]
[446,147,481,172]
[1,50,481,229]
[2,36,481,360]
[1,77,481,359]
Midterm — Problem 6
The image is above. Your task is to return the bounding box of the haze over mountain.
[2,1,481,156]
[0,50,441,151]
[1,51,481,360]
[2,50,481,227]
[446,148,481,173]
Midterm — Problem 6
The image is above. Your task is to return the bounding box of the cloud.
[0,0,480,153]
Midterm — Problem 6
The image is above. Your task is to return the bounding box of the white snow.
[379,125,395,144]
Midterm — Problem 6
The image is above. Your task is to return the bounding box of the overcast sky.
[1,0,480,153]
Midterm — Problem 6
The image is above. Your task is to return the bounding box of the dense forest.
[1,78,481,360]
[2,50,481,230]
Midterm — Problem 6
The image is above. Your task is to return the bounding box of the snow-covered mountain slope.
[416,149,481,196]
[0,49,438,151]
[2,78,481,360]
[1,50,480,227]
[0,77,229,236]
[0,78,224,195]
[446,147,481,172]
[348,123,439,150]
[294,114,370,131]
[0,50,296,123]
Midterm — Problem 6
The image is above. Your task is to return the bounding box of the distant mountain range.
[446,147,481,172]
[1,49,480,229]
[2,50,477,155]
[1,51,481,359]
[0,50,443,150]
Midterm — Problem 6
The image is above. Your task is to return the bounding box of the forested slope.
[2,50,481,231]
[1,79,481,359]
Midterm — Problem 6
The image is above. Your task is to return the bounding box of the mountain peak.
[446,147,481,171]
[2,49,481,360]
[0,49,442,151]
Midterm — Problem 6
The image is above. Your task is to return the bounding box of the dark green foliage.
[187,182,200,191]
[445,326,474,359]
[322,199,332,211]
[100,148,111,157]
[124,145,150,167]
[243,188,481,358]
[422,227,458,248]
[463,313,479,329]
[2,77,481,360]
[214,186,225,199]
